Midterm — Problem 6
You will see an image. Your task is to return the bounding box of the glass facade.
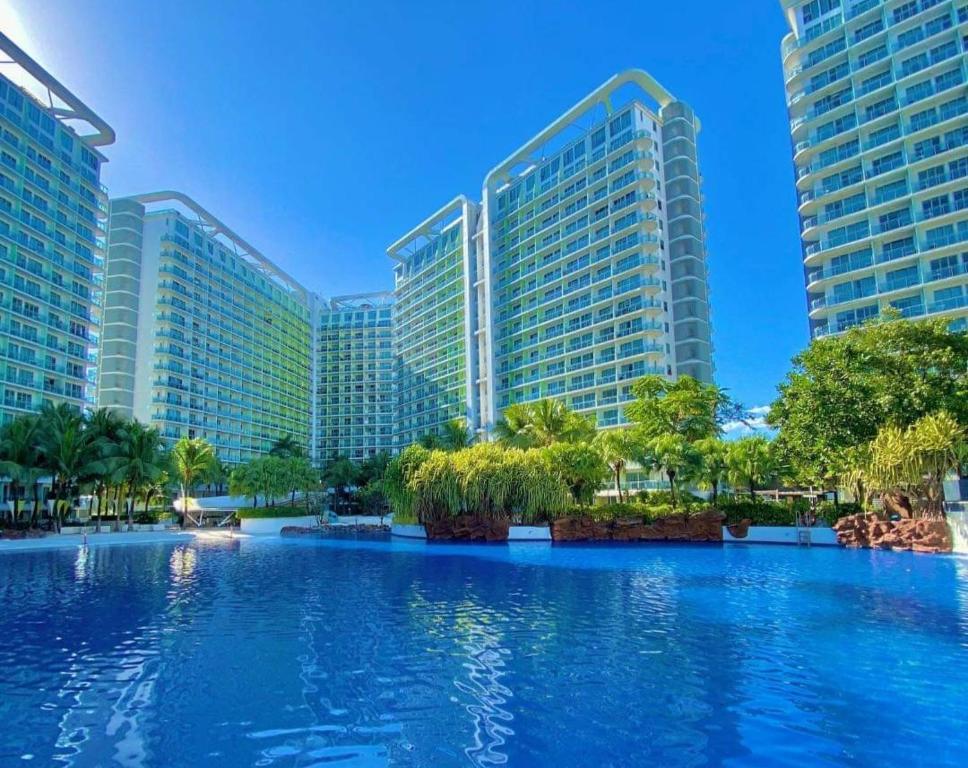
[782,0,968,335]
[0,73,109,422]
[99,195,313,463]
[389,199,475,449]
[487,98,713,429]
[316,293,395,461]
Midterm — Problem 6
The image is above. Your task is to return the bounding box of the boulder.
[832,513,952,553]
[726,519,751,539]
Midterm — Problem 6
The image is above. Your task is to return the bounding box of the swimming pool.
[1,535,966,767]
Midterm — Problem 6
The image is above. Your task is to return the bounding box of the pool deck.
[0,529,246,553]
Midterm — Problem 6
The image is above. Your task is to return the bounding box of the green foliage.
[268,434,306,459]
[171,437,216,506]
[236,505,312,519]
[384,445,430,519]
[725,436,780,498]
[769,315,968,486]
[494,398,595,449]
[852,411,965,516]
[594,429,635,502]
[691,437,729,504]
[642,433,701,507]
[542,441,608,506]
[626,374,730,442]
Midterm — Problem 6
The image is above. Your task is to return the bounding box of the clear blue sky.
[6,0,800,411]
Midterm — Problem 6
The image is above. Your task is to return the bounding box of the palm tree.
[205,459,231,496]
[170,437,216,526]
[495,399,595,448]
[417,433,443,450]
[594,429,634,502]
[647,433,700,509]
[36,404,108,532]
[0,415,41,525]
[693,437,729,505]
[726,436,778,499]
[269,434,306,459]
[322,456,359,515]
[116,421,166,530]
[86,408,126,532]
[440,418,474,451]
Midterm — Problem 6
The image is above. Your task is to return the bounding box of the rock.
[551,510,724,543]
[832,513,952,553]
[424,515,509,542]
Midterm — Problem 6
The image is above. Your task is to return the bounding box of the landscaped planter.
[551,511,724,542]
[722,525,838,546]
[240,515,319,535]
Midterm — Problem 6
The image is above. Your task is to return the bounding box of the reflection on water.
[0,537,966,767]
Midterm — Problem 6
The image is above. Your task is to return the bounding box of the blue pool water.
[1,535,967,767]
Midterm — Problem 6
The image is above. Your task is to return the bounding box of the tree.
[358,452,391,486]
[116,421,166,530]
[322,455,359,514]
[204,459,231,496]
[625,374,729,442]
[282,456,319,505]
[268,434,306,459]
[692,437,729,505]
[36,403,108,533]
[594,429,634,502]
[726,436,778,499]
[86,408,126,531]
[0,415,41,526]
[860,411,965,518]
[542,441,608,507]
[646,434,700,508]
[494,399,594,448]
[440,418,474,451]
[769,315,968,487]
[229,462,258,507]
[170,437,216,525]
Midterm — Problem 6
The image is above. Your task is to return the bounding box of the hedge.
[235,506,315,519]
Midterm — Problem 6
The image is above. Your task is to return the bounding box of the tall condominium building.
[315,292,395,461]
[387,69,713,444]
[389,197,479,448]
[781,0,968,337]
[98,192,313,463]
[0,33,113,423]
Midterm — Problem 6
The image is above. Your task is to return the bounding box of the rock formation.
[551,510,724,542]
[832,513,952,553]
[424,515,510,542]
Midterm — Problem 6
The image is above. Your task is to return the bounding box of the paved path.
[0,529,247,553]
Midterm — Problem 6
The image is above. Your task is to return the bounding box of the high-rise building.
[0,32,113,423]
[98,192,313,463]
[386,69,714,444]
[315,292,395,461]
[781,0,968,337]
[389,197,479,449]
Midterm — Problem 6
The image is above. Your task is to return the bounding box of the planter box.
[391,523,427,539]
[240,516,319,535]
[722,525,838,546]
[59,522,170,535]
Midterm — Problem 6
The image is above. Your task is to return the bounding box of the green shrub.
[559,502,688,523]
[633,489,706,510]
[133,510,160,524]
[817,501,862,524]
[236,506,313,519]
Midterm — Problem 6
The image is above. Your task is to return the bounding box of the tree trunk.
[127,495,134,531]
[114,486,122,531]
[712,480,719,506]
[749,480,755,499]
[613,467,622,503]
[668,470,677,508]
